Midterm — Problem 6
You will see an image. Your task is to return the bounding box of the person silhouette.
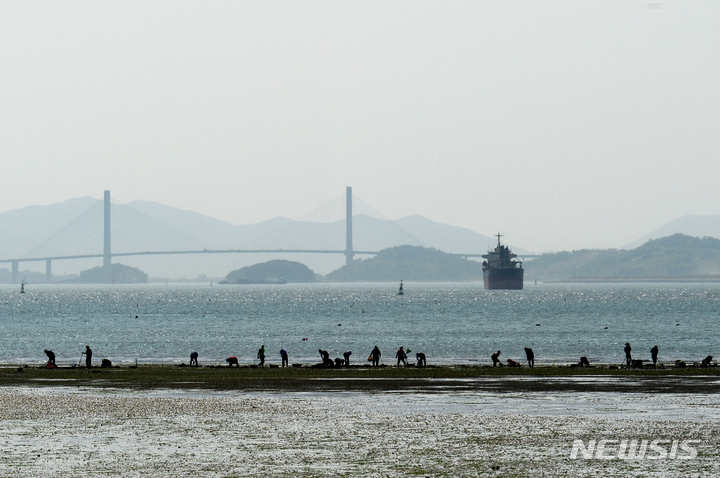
[370,346,381,367]
[83,345,93,368]
[491,350,501,367]
[257,345,266,367]
[524,347,534,368]
[650,345,658,367]
[44,349,56,368]
[624,343,632,368]
[319,349,333,367]
[395,346,407,366]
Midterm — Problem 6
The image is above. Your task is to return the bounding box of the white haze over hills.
[624,215,720,250]
[0,198,516,279]
[1,3,719,255]
[4,197,719,280]
[0,197,98,259]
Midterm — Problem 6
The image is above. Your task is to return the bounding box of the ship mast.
[495,232,502,248]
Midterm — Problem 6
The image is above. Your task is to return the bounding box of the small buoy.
[135,315,139,319]
[338,323,342,326]
[676,323,680,326]
[604,326,608,329]
[536,323,540,326]
[302,337,308,341]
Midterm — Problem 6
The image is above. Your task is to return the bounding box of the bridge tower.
[345,186,354,266]
[103,190,111,270]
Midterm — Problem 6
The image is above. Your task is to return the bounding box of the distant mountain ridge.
[527,234,720,282]
[0,197,98,258]
[127,201,293,249]
[0,197,503,278]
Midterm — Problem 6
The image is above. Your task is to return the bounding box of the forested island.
[78,263,148,283]
[222,259,317,284]
[326,245,483,282]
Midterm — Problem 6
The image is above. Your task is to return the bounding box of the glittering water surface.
[1,282,719,365]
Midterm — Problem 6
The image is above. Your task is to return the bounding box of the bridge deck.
[0,249,504,264]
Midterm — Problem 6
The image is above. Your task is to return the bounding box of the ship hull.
[483,268,524,290]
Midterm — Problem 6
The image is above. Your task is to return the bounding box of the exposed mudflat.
[4,364,720,394]
[1,387,719,477]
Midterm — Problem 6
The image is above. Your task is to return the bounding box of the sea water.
[0,282,718,366]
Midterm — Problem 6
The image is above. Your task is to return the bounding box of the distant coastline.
[219,278,287,285]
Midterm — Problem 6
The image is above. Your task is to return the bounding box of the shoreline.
[3,363,720,393]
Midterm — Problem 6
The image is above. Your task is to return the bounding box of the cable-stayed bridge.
[0,188,488,282]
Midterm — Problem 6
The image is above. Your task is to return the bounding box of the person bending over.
[44,349,56,368]
[319,349,334,367]
[491,350,501,367]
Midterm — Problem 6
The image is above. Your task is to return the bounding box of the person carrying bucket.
[370,346,381,367]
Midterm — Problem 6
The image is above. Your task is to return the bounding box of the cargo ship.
[482,234,524,290]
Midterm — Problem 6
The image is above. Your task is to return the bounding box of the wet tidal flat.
[1,367,720,477]
[3,363,720,393]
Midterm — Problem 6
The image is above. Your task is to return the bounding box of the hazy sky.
[1,1,718,253]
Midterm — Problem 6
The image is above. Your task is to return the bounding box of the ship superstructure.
[482,233,524,290]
